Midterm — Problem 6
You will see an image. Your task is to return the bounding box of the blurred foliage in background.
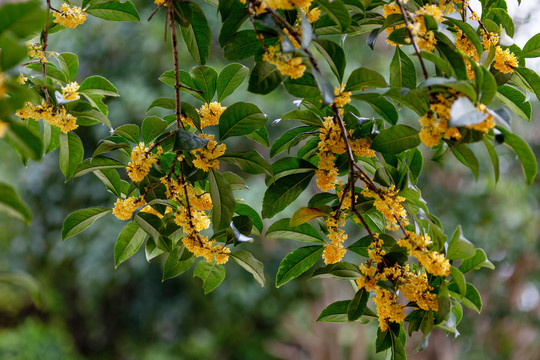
[0,0,539,359]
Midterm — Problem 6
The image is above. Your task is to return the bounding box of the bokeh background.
[1,0,539,359]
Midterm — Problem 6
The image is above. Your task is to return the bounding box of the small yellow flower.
[493,46,518,74]
[190,134,226,171]
[27,43,47,62]
[198,102,227,128]
[263,45,306,79]
[17,73,28,85]
[53,3,87,29]
[113,197,144,220]
[126,142,159,182]
[62,82,80,101]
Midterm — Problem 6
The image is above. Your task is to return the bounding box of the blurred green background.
[1,0,539,359]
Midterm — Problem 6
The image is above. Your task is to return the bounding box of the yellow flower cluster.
[418,92,462,147]
[301,5,321,23]
[438,0,456,15]
[400,271,438,311]
[160,172,228,263]
[397,230,451,277]
[408,4,444,52]
[62,82,80,101]
[126,142,161,182]
[113,196,145,220]
[27,43,47,62]
[262,0,312,11]
[357,258,439,331]
[362,185,408,231]
[16,101,77,133]
[351,138,376,158]
[494,46,518,73]
[383,3,405,46]
[17,73,28,85]
[454,28,480,79]
[419,91,495,147]
[0,121,8,138]
[333,85,351,109]
[190,134,226,171]
[481,30,499,51]
[197,102,227,128]
[322,214,347,264]
[315,116,345,191]
[263,45,306,79]
[53,3,87,29]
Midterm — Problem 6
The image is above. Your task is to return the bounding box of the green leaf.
[497,127,538,185]
[420,51,453,77]
[247,61,283,95]
[284,73,321,100]
[218,63,249,100]
[26,62,67,83]
[449,283,482,312]
[0,33,27,70]
[159,70,206,102]
[142,116,168,143]
[451,145,479,180]
[390,47,416,89]
[270,125,318,158]
[458,249,494,274]
[87,0,140,22]
[114,124,139,143]
[72,156,126,178]
[266,218,325,243]
[94,169,127,198]
[289,207,327,227]
[62,207,111,241]
[59,132,84,181]
[134,212,162,244]
[247,127,270,147]
[445,18,483,59]
[488,8,514,37]
[281,110,323,126]
[447,225,476,260]
[315,0,351,32]
[313,39,346,83]
[448,97,488,127]
[450,266,467,296]
[230,250,265,287]
[370,125,420,154]
[218,8,248,47]
[209,169,235,230]
[346,67,387,92]
[496,85,531,121]
[0,182,32,224]
[235,203,263,234]
[348,289,370,321]
[317,300,349,322]
[0,1,46,37]
[353,93,398,124]
[223,30,273,61]
[5,121,43,161]
[513,67,540,102]
[479,66,497,104]
[219,102,267,140]
[483,137,500,182]
[312,70,335,106]
[219,150,273,175]
[114,222,146,267]
[56,52,79,82]
[163,246,195,280]
[174,129,209,150]
[310,262,361,280]
[276,245,323,287]
[194,260,226,294]
[79,75,119,97]
[262,171,315,218]
[146,98,175,112]
[520,33,540,58]
[190,65,218,103]
[181,2,210,65]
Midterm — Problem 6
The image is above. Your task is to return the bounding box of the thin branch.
[395,0,429,80]
[148,1,165,22]
[167,0,184,130]
[43,0,52,106]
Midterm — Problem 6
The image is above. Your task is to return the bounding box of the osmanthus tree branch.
[167,0,185,130]
[395,0,429,81]
[42,0,52,106]
[255,3,323,74]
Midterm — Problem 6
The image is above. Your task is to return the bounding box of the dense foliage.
[1,0,539,357]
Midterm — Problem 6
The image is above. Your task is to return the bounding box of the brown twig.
[395,0,429,80]
[167,0,184,130]
[42,0,52,106]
